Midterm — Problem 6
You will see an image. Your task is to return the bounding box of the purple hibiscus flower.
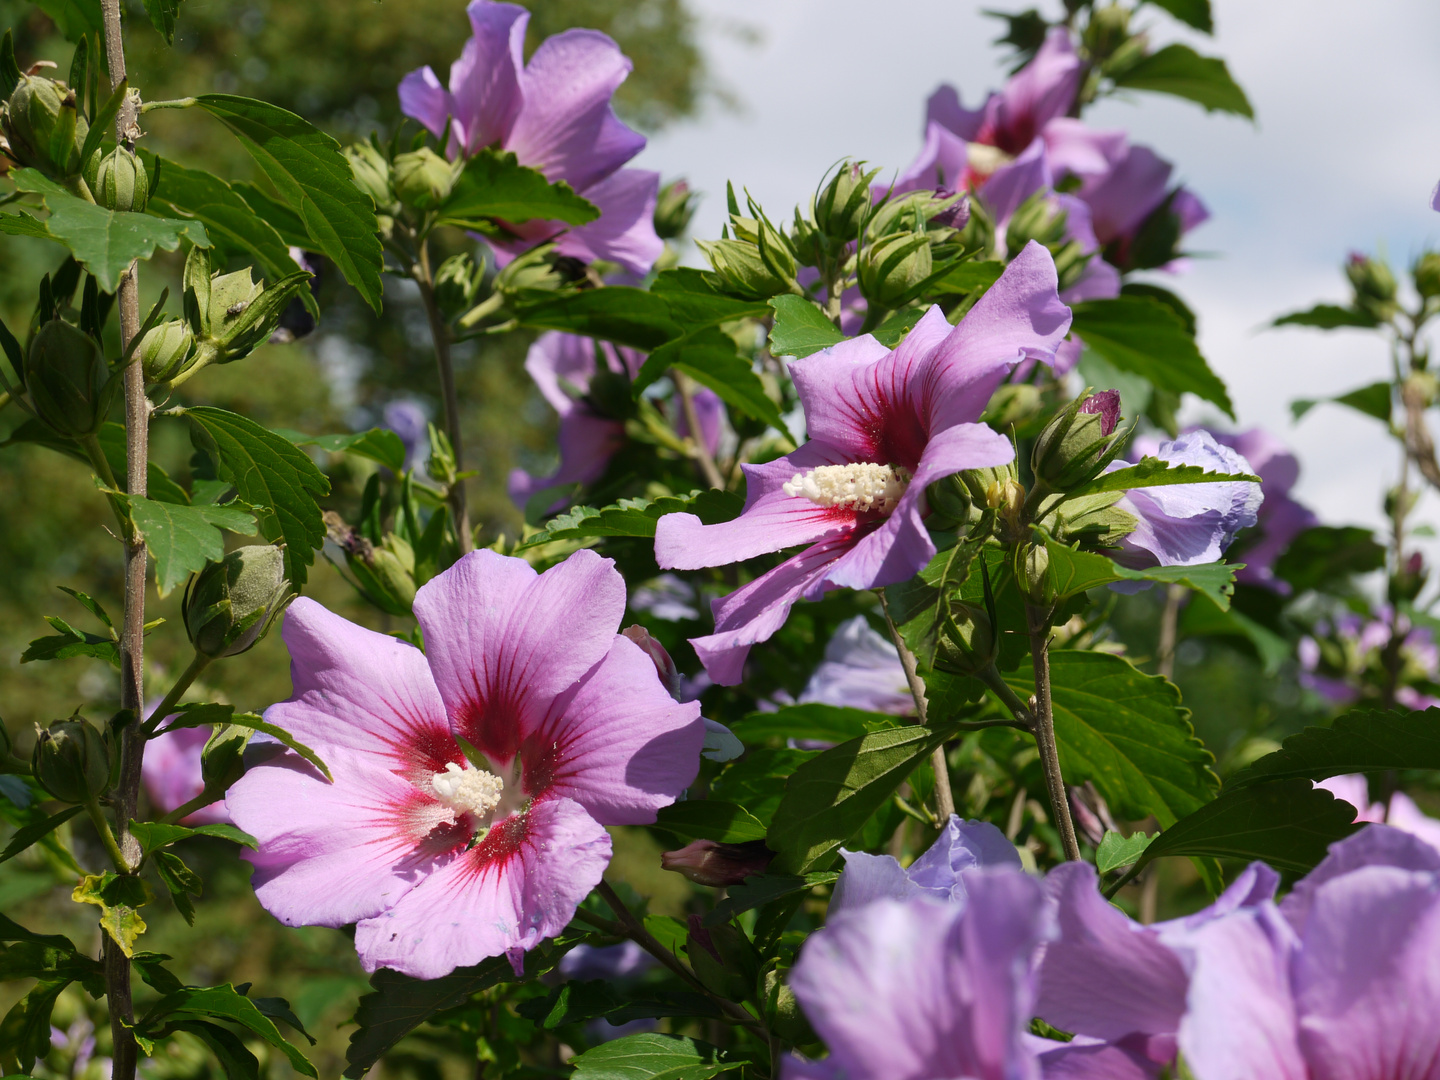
[399,1,663,275]
[1177,825,1440,1080]
[654,243,1071,684]
[382,399,430,473]
[1203,428,1316,592]
[1298,608,1440,710]
[509,331,724,509]
[783,869,1051,1080]
[224,548,704,979]
[1112,430,1263,571]
[1317,775,1440,853]
[796,616,914,716]
[142,724,232,825]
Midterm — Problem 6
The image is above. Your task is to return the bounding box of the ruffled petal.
[1280,823,1440,933]
[655,442,859,570]
[507,28,645,190]
[1384,791,1440,854]
[448,0,527,153]
[894,120,971,193]
[413,549,626,765]
[525,634,703,822]
[691,535,855,685]
[265,598,457,782]
[553,168,663,276]
[907,816,1021,891]
[398,66,451,140]
[227,746,467,928]
[352,797,610,979]
[927,84,987,141]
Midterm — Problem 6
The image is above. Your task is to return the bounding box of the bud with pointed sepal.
[94,146,148,212]
[857,229,931,309]
[814,160,880,244]
[654,179,698,240]
[136,319,196,384]
[433,253,483,321]
[1016,541,1052,605]
[1346,252,1398,323]
[200,724,252,795]
[180,245,313,375]
[1031,388,1127,492]
[343,139,394,209]
[24,318,118,439]
[935,601,997,676]
[1414,252,1440,302]
[392,147,459,210]
[32,718,111,804]
[2,74,90,183]
[183,545,293,659]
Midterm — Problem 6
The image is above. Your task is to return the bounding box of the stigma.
[783,462,911,515]
[429,761,504,818]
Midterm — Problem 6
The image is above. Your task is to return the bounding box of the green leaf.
[139,985,317,1077]
[7,169,211,291]
[21,617,119,665]
[194,95,384,312]
[567,1033,747,1080]
[1272,303,1378,330]
[175,1020,260,1080]
[164,703,331,781]
[701,871,838,928]
[343,937,581,1079]
[0,978,68,1072]
[1291,381,1391,424]
[1096,829,1155,873]
[644,327,785,429]
[883,536,984,669]
[142,0,181,44]
[31,0,103,40]
[1272,525,1386,595]
[767,295,843,358]
[870,306,931,347]
[230,181,312,248]
[1121,282,1196,335]
[517,489,741,549]
[1144,0,1213,32]
[931,259,1004,296]
[129,820,259,853]
[1,31,21,100]
[120,494,258,597]
[1230,706,1440,788]
[1003,651,1218,827]
[514,287,681,351]
[0,208,54,239]
[650,268,773,329]
[652,800,768,844]
[768,724,958,873]
[1040,533,1240,611]
[278,427,406,473]
[1064,456,1259,500]
[79,78,129,171]
[72,872,153,957]
[433,148,598,232]
[145,155,314,315]
[179,406,330,585]
[152,849,201,925]
[1071,296,1234,418]
[0,937,103,989]
[0,806,83,864]
[1133,779,1357,877]
[1178,591,1291,674]
[518,982,722,1030]
[728,704,901,745]
[1110,43,1254,118]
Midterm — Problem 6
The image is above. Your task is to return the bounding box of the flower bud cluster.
[857,186,969,309]
[697,187,802,300]
[1346,253,1399,323]
[1,73,90,188]
[324,511,418,617]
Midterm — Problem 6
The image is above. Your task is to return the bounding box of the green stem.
[878,593,956,821]
[413,241,474,553]
[80,434,120,490]
[140,652,211,736]
[85,798,131,873]
[1026,603,1081,861]
[138,97,197,112]
[158,790,220,827]
[978,663,1035,726]
[675,371,725,490]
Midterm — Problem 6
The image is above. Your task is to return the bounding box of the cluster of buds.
[1346,253,1399,324]
[1005,192,1097,287]
[1,70,91,192]
[32,718,112,804]
[323,511,418,617]
[696,186,802,300]
[182,545,294,659]
[857,185,969,310]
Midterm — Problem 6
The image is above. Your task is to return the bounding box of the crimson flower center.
[783,462,912,515]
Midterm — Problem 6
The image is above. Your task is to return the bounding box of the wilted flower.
[655,244,1070,684]
[399,1,662,274]
[225,549,704,979]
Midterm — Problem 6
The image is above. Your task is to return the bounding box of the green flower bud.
[696,237,793,300]
[182,245,312,368]
[493,243,566,297]
[654,179,698,240]
[392,147,458,210]
[182,545,293,659]
[925,474,975,532]
[356,535,418,617]
[858,230,932,308]
[1006,191,1069,255]
[31,719,111,804]
[200,724,252,794]
[814,161,877,243]
[1413,252,1440,301]
[1050,489,1137,548]
[1016,542,1052,604]
[1346,253,1398,322]
[2,74,89,179]
[344,140,394,209]
[434,253,483,320]
[24,319,116,438]
[1031,389,1126,491]
[136,319,196,384]
[935,600,997,676]
[1083,3,1131,61]
[94,146,149,212]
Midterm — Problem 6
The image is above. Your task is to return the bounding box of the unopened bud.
[814,161,877,243]
[1083,3,1131,60]
[663,838,774,887]
[696,237,794,300]
[434,253,483,320]
[183,545,293,659]
[392,148,457,210]
[348,533,417,617]
[24,319,116,438]
[137,319,196,383]
[621,624,683,698]
[200,724,252,794]
[32,719,111,804]
[344,140,393,208]
[94,146,149,212]
[857,230,932,308]
[1017,542,1052,604]
[654,179,698,240]
[2,74,89,179]
[1346,253,1398,322]
[1414,252,1440,301]
[925,474,974,532]
[1031,389,1126,491]
[935,601,996,676]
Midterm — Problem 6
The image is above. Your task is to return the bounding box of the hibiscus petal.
[507,409,625,508]
[1036,862,1190,1044]
[926,241,1072,428]
[398,66,451,140]
[979,137,1053,228]
[524,331,598,415]
[691,535,856,685]
[413,549,626,765]
[507,29,645,190]
[927,84,987,141]
[445,1,526,154]
[1036,1040,1162,1080]
[994,27,1082,147]
[655,442,859,570]
[1042,118,1128,180]
[552,169,664,276]
[352,797,611,979]
[526,634,703,822]
[1280,823,1440,933]
[1081,144,1173,245]
[265,598,458,781]
[894,120,971,194]
[227,746,466,928]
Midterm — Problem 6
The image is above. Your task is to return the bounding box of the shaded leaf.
[0,978,68,1073]
[153,850,201,925]
[1040,534,1240,611]
[702,871,838,928]
[1144,0,1213,32]
[728,704,901,745]
[518,981,722,1030]
[1230,706,1440,788]
[0,806,83,864]
[1291,381,1391,424]
[652,801,768,844]
[22,616,119,666]
[514,288,680,351]
[644,326,784,429]
[1110,43,1254,118]
[142,0,181,44]
[279,427,406,473]
[129,820,259,853]
[767,295,842,358]
[140,984,316,1077]
[31,0,103,40]
[650,268,772,328]
[163,703,331,781]
[433,149,598,232]
[1,31,21,101]
[1273,303,1378,330]
[175,1020,260,1080]
[1272,525,1386,595]
[567,1033,747,1080]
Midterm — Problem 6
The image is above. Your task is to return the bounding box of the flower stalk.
[140,653,211,736]
[675,371,725,490]
[880,594,956,822]
[1026,603,1081,861]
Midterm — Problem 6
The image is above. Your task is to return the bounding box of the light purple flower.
[382,399,430,472]
[558,941,654,981]
[828,814,1020,916]
[1316,774,1440,854]
[142,719,231,826]
[399,1,662,274]
[629,574,700,622]
[1299,608,1440,708]
[783,869,1051,1080]
[225,548,704,979]
[1112,430,1263,570]
[655,244,1071,684]
[1203,428,1316,592]
[509,332,725,510]
[1177,825,1440,1080]
[797,616,914,716]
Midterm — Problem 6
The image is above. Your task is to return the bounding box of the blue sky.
[636,0,1440,537]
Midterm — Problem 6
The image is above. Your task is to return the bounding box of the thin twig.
[1025,603,1081,862]
[878,594,956,822]
[139,653,210,736]
[674,371,725,490]
[413,242,473,552]
[1156,584,1184,681]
